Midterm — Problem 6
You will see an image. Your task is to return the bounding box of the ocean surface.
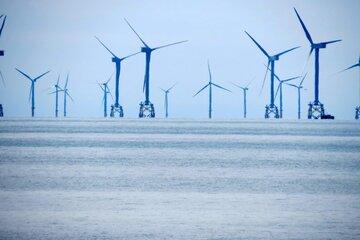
[0,118,360,239]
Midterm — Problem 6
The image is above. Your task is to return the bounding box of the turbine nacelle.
[141,46,152,53]
[313,43,327,49]
[269,55,279,61]
[111,57,120,63]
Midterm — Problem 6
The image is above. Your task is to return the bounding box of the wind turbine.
[124,18,187,118]
[284,74,307,119]
[245,31,299,119]
[294,8,341,119]
[98,73,113,118]
[95,36,139,118]
[15,68,50,117]
[63,73,73,117]
[49,74,63,118]
[160,82,177,118]
[267,66,301,118]
[193,61,231,119]
[231,78,253,118]
[339,56,360,119]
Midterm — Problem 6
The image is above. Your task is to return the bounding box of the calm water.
[0,118,360,239]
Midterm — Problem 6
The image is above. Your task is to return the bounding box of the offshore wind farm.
[0,1,359,239]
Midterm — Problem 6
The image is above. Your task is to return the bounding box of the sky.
[0,0,359,119]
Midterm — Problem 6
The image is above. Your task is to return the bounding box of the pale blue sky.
[0,0,359,119]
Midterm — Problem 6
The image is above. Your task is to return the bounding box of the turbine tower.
[160,82,177,118]
[95,36,139,118]
[273,73,301,118]
[339,56,360,119]
[294,8,341,119]
[15,68,50,117]
[124,18,187,118]
[231,78,253,118]
[49,74,63,118]
[284,74,307,119]
[98,73,113,118]
[0,14,6,117]
[193,61,231,119]
[63,73,73,117]
[245,31,299,119]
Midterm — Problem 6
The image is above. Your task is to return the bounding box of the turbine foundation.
[355,106,360,120]
[265,105,279,119]
[308,101,325,119]
[0,104,3,117]
[139,101,155,118]
[110,104,124,118]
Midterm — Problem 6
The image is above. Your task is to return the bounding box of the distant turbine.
[15,68,50,117]
[125,18,187,118]
[63,73,73,117]
[49,74,63,118]
[95,36,139,117]
[338,56,360,119]
[294,8,341,119]
[160,82,177,118]
[193,61,231,119]
[245,31,299,119]
[284,74,307,119]
[231,78,253,118]
[98,73,114,117]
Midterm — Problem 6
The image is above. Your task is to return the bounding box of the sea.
[0,118,359,239]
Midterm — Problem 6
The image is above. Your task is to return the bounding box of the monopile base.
[265,105,279,119]
[355,106,360,120]
[308,102,325,119]
[110,105,124,118]
[139,102,155,118]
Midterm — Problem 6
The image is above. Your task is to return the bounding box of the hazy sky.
[0,0,359,119]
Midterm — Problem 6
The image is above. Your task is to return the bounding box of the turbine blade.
[212,83,231,92]
[167,82,178,91]
[283,76,301,82]
[275,46,300,58]
[64,73,69,89]
[34,70,50,81]
[193,83,209,97]
[322,39,342,45]
[66,91,74,102]
[95,36,117,58]
[230,82,243,89]
[294,8,314,45]
[153,40,188,51]
[259,61,270,95]
[124,18,149,48]
[274,83,280,100]
[48,91,57,94]
[207,60,212,83]
[0,70,5,87]
[159,87,166,92]
[108,89,114,102]
[299,73,308,86]
[106,72,114,84]
[244,31,270,58]
[15,68,33,81]
[98,83,105,91]
[340,63,360,72]
[56,74,60,86]
[264,63,280,81]
[284,83,298,88]
[120,51,141,61]
[0,15,6,38]
[246,77,255,88]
